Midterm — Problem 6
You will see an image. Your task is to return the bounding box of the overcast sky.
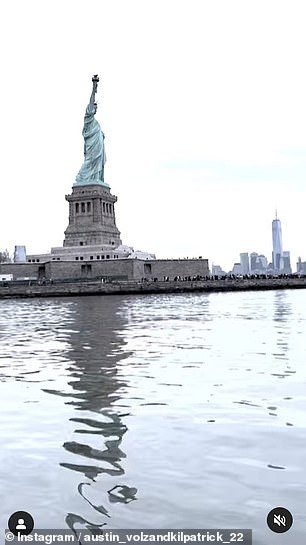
[1,0,306,271]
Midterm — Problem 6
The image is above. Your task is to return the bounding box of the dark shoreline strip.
[1,278,306,299]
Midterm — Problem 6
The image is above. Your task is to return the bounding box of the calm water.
[1,290,306,544]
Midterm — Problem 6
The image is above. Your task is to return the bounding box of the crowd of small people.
[140,273,306,283]
[1,273,306,288]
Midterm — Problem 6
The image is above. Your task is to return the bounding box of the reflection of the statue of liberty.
[43,296,137,534]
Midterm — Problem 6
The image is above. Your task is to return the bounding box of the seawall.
[1,277,306,299]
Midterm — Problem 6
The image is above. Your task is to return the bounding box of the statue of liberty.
[75,75,107,185]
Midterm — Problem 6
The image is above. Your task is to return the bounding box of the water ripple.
[1,290,306,539]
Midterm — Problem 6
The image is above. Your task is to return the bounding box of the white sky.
[1,0,306,271]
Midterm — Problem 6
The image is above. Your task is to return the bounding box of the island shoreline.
[1,277,306,299]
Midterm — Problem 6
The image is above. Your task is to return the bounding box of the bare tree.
[0,249,12,263]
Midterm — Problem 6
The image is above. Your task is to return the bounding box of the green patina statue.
[75,75,107,185]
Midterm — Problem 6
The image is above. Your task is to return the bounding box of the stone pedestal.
[64,183,122,248]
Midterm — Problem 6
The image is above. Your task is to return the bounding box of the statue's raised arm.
[75,75,107,186]
[87,74,99,113]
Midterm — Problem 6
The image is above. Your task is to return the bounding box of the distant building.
[250,252,260,272]
[240,252,249,275]
[296,257,306,274]
[282,251,292,274]
[257,254,268,270]
[250,252,268,273]
[211,264,226,276]
[250,252,257,272]
[272,211,283,272]
[232,262,243,275]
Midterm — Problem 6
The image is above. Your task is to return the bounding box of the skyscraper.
[240,252,250,275]
[250,252,258,272]
[282,251,292,274]
[272,211,283,272]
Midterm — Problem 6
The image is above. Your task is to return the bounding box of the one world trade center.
[272,211,283,272]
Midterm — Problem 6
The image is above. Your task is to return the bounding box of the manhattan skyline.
[212,212,298,275]
[1,1,306,272]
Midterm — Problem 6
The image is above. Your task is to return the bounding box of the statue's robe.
[76,102,106,184]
